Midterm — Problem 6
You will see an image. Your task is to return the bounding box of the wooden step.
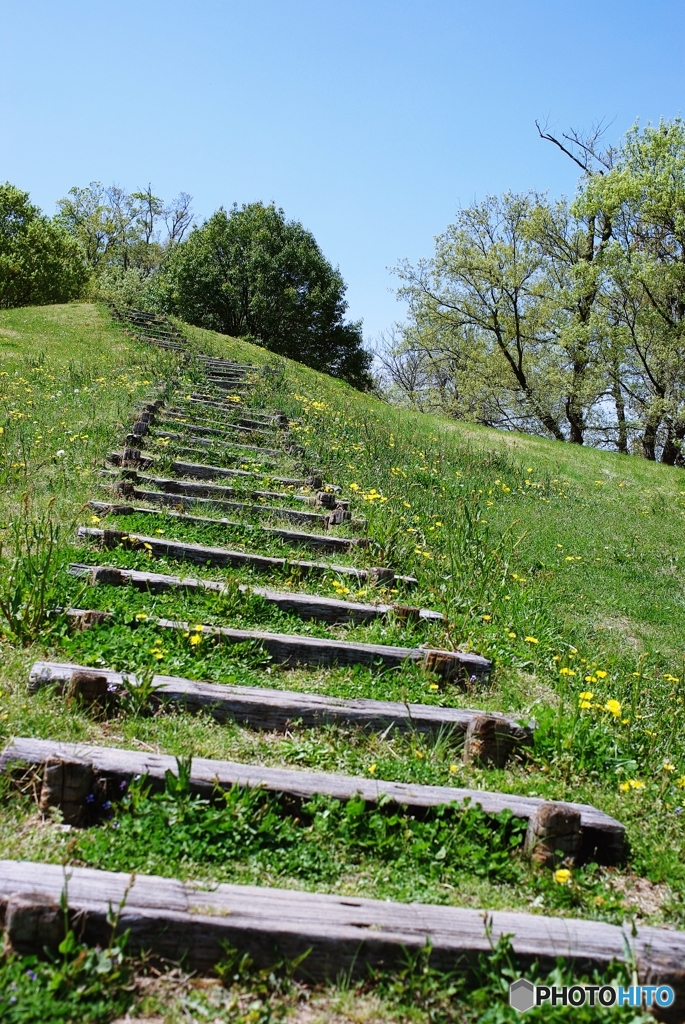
[2,862,681,994]
[151,615,487,681]
[119,471,349,509]
[88,501,366,555]
[155,431,286,458]
[169,407,287,430]
[179,400,289,425]
[68,562,444,623]
[0,739,623,862]
[159,416,277,439]
[98,487,345,526]
[78,526,419,586]
[29,660,526,758]
[170,459,335,491]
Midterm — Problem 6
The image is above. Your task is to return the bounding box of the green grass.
[0,302,684,1021]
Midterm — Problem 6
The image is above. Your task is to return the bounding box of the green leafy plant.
[0,496,72,644]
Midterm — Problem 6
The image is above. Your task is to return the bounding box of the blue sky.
[2,1,684,341]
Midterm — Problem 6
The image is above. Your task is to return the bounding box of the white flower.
[55,449,66,457]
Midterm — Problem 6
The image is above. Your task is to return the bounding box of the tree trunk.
[612,375,628,455]
[642,414,660,461]
[661,419,685,465]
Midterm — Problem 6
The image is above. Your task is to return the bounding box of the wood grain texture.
[29,660,526,746]
[170,459,334,492]
[68,562,443,623]
[77,526,419,586]
[150,616,491,682]
[155,431,284,458]
[1,861,681,1001]
[124,471,349,508]
[0,738,623,862]
[94,497,362,554]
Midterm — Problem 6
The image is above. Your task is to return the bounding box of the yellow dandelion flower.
[676,777,685,789]
[604,699,621,717]
[482,614,492,622]
[554,868,571,884]
[429,683,439,691]
[508,632,517,639]
[449,764,458,773]
[368,763,377,774]
[90,515,100,524]
[135,613,148,620]
[559,667,575,676]
[579,691,594,700]
[524,636,539,644]
[595,670,608,679]
[663,762,676,772]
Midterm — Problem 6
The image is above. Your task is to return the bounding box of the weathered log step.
[112,486,350,526]
[155,431,286,458]
[120,471,349,509]
[78,526,419,586]
[29,660,526,758]
[99,485,347,526]
[170,459,339,492]
[151,615,488,681]
[0,739,623,861]
[4,863,681,1000]
[88,501,365,555]
[169,408,287,431]
[205,378,247,390]
[68,562,441,623]
[190,391,250,404]
[180,399,289,425]
[159,416,277,439]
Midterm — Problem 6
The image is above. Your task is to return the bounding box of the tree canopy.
[152,202,372,389]
[382,118,685,463]
[0,183,87,309]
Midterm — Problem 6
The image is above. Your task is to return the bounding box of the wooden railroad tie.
[30,660,527,761]
[94,489,352,532]
[68,562,444,624]
[0,738,623,862]
[116,471,349,509]
[167,407,288,431]
[3,862,682,1007]
[154,431,289,459]
[78,525,419,586]
[152,615,489,682]
[177,399,289,426]
[168,459,339,492]
[104,454,333,493]
[89,502,362,555]
[160,414,278,439]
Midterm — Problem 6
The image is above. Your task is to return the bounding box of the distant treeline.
[379,119,685,463]
[0,183,371,389]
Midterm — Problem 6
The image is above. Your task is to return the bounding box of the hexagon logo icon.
[509,978,536,1012]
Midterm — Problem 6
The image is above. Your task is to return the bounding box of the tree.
[0,183,87,309]
[394,193,576,439]
[153,202,372,389]
[55,182,193,293]
[576,119,685,462]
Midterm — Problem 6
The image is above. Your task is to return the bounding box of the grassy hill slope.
[0,302,683,1021]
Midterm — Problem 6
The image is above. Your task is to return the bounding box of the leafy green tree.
[393,193,573,439]
[0,183,87,309]
[152,202,372,389]
[577,119,685,462]
[55,182,193,301]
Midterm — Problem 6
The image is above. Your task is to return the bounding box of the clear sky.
[2,0,684,342]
